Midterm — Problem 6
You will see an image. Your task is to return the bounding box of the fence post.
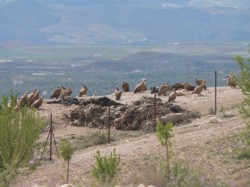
[108,101,111,144]
[215,71,217,115]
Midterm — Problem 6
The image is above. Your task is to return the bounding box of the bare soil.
[13,87,250,187]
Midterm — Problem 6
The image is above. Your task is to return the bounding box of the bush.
[0,92,44,186]
[133,157,226,187]
[59,139,75,183]
[91,148,121,186]
[235,55,250,155]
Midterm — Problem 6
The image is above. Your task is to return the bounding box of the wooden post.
[154,91,157,127]
[40,113,59,160]
[215,71,217,115]
[108,102,111,144]
[49,113,53,160]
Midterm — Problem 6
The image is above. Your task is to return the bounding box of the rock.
[61,184,75,187]
[158,113,189,125]
[209,116,219,123]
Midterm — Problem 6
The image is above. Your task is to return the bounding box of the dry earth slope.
[13,87,250,187]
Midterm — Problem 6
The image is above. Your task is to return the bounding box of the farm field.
[0,43,248,98]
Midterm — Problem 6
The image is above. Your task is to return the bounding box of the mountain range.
[0,0,250,45]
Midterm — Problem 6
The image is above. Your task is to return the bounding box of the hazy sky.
[189,0,250,9]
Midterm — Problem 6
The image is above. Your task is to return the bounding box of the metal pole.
[215,71,217,115]
[108,102,111,144]
[49,113,53,160]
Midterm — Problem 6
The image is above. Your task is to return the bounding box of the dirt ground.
[13,87,250,187]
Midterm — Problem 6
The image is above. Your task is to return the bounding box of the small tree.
[0,92,44,186]
[156,121,173,182]
[59,139,74,184]
[92,148,121,186]
[235,54,250,153]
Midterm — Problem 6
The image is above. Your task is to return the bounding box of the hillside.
[0,0,250,44]
[12,86,250,187]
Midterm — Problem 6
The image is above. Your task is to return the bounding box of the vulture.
[122,80,129,92]
[158,83,169,96]
[18,93,28,106]
[50,86,63,99]
[142,79,147,91]
[62,86,72,97]
[78,85,88,97]
[171,83,185,90]
[27,89,38,106]
[191,84,205,96]
[195,78,207,90]
[31,97,43,109]
[168,89,177,102]
[226,75,236,88]
[184,83,195,91]
[134,79,146,93]
[122,80,130,92]
[114,86,122,100]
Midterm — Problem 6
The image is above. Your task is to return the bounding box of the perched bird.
[134,79,147,93]
[226,75,236,88]
[195,78,207,90]
[18,93,28,106]
[171,83,184,90]
[31,97,43,109]
[191,84,205,96]
[122,80,130,92]
[50,86,63,99]
[184,83,195,91]
[114,86,122,100]
[142,79,147,91]
[168,89,177,102]
[78,84,88,97]
[27,89,38,106]
[33,90,40,101]
[158,83,168,96]
[93,91,97,96]
[62,86,72,97]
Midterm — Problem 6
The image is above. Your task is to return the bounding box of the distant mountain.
[0,0,250,45]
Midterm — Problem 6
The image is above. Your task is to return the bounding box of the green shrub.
[91,148,121,186]
[59,139,75,184]
[0,92,44,186]
[235,55,250,155]
[156,121,173,182]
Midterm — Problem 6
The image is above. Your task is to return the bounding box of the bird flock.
[13,73,236,110]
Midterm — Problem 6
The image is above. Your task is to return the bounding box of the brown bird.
[31,97,43,109]
[168,89,177,102]
[27,89,38,106]
[114,86,122,100]
[158,83,169,96]
[226,75,236,88]
[142,79,147,91]
[62,86,72,97]
[18,93,28,106]
[195,78,207,90]
[134,79,146,93]
[171,83,185,90]
[191,84,205,96]
[78,84,88,97]
[122,80,130,92]
[50,86,63,99]
[33,90,40,101]
[184,82,195,91]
